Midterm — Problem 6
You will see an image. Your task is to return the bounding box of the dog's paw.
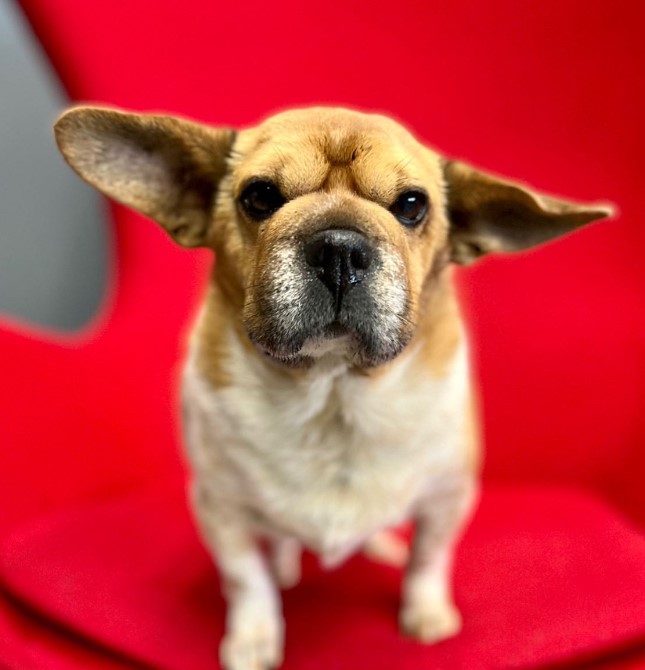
[273,559,300,590]
[363,530,410,568]
[270,538,301,590]
[399,600,462,644]
[220,609,284,670]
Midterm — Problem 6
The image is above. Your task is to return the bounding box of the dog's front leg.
[400,482,475,644]
[192,484,284,670]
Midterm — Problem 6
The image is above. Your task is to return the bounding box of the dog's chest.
[184,337,470,558]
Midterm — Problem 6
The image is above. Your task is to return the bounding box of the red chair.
[1,1,644,668]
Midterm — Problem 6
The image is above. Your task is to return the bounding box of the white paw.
[363,530,410,568]
[270,538,301,590]
[400,600,462,644]
[273,559,300,590]
[220,608,284,670]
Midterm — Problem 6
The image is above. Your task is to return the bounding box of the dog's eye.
[390,190,429,227]
[239,180,286,221]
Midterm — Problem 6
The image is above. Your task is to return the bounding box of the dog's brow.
[353,160,426,206]
[234,125,429,206]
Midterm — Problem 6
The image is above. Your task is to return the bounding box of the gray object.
[0,0,108,331]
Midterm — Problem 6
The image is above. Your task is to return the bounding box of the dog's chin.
[248,322,412,370]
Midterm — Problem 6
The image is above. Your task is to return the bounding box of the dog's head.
[55,107,611,367]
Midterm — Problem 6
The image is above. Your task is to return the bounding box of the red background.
[0,1,644,669]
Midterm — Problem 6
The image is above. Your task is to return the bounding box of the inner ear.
[54,107,236,247]
[443,159,613,264]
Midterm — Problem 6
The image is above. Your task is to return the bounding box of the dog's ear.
[443,160,613,264]
[54,107,235,248]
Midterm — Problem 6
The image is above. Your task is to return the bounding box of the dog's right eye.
[390,189,429,228]
[239,180,286,221]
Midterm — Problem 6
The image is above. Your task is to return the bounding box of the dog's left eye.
[239,179,286,221]
[390,190,429,227]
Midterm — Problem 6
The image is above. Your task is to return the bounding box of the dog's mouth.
[251,319,354,367]
[246,310,415,370]
[322,321,351,338]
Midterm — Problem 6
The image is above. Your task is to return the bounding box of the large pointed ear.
[443,159,614,264]
[54,106,236,247]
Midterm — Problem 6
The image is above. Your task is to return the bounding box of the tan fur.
[54,105,611,670]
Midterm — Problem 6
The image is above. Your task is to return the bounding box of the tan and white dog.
[54,106,610,670]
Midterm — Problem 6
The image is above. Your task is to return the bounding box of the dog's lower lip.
[258,347,297,367]
[324,321,350,337]
[255,344,291,362]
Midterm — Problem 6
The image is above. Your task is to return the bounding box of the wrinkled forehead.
[232,108,444,207]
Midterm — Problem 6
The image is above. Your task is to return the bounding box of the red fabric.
[0,599,143,670]
[2,488,645,670]
[5,0,644,527]
[1,0,644,668]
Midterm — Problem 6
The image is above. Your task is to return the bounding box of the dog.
[54,106,611,670]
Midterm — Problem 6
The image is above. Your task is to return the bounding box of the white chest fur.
[182,327,472,563]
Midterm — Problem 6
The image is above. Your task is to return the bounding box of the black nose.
[304,229,373,305]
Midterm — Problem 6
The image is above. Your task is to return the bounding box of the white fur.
[183,321,472,565]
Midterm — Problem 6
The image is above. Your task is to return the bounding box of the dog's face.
[222,109,450,367]
[55,106,611,368]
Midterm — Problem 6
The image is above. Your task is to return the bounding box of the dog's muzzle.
[243,226,412,368]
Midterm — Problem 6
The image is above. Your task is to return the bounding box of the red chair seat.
[4,2,644,668]
[1,486,644,670]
